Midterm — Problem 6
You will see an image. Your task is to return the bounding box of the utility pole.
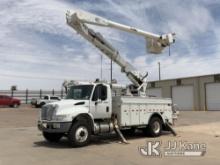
[100,55,103,80]
[158,62,161,81]
[110,55,113,85]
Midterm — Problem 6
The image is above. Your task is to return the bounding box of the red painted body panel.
[0,95,21,106]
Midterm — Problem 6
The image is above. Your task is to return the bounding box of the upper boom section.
[66,10,175,54]
[66,10,147,89]
[66,9,175,94]
[71,10,160,39]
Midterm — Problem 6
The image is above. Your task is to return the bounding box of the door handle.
[106,106,109,112]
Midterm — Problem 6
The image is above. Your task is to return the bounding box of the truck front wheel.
[145,117,162,137]
[68,120,91,147]
[43,132,63,142]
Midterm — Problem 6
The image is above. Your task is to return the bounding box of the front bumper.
[38,120,72,133]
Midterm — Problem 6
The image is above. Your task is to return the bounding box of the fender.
[72,112,95,133]
[148,112,165,124]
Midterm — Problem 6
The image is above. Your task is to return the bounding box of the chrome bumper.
[38,120,72,133]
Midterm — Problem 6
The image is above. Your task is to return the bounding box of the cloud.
[0,0,220,89]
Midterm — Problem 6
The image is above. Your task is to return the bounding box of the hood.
[48,99,90,115]
[49,99,88,106]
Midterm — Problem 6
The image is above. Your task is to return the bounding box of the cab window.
[44,96,49,100]
[51,97,60,100]
[92,84,107,101]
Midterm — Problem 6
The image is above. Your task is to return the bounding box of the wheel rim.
[14,104,18,108]
[152,121,160,134]
[75,126,88,143]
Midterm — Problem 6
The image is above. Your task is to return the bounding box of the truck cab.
[38,83,113,146]
[63,83,112,119]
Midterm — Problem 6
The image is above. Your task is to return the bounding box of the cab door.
[4,96,12,106]
[90,84,111,119]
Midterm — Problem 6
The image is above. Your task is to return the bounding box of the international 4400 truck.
[38,9,177,147]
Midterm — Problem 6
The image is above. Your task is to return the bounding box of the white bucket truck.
[38,10,177,147]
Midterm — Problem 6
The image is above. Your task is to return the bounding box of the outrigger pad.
[114,124,129,144]
[165,122,177,136]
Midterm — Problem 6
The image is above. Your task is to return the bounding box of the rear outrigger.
[38,9,177,147]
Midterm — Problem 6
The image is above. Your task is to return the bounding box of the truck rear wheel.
[43,132,63,142]
[145,117,162,137]
[68,120,91,147]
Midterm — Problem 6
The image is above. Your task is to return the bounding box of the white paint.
[112,96,173,126]
[206,83,220,111]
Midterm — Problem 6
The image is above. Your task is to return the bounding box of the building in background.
[146,74,220,111]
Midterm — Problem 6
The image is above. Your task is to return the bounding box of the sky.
[0,0,220,90]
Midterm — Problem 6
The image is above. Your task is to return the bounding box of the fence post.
[61,89,63,99]
[26,89,28,104]
[40,89,42,99]
[11,89,14,98]
[52,89,55,96]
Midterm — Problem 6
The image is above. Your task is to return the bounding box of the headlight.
[52,115,68,121]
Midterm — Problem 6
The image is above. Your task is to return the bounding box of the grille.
[41,105,55,121]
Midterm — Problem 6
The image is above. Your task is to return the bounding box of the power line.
[136,57,220,70]
[0,73,67,81]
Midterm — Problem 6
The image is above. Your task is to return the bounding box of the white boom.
[66,10,175,94]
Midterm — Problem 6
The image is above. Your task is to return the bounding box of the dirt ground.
[0,105,220,165]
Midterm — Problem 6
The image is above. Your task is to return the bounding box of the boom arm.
[66,10,175,93]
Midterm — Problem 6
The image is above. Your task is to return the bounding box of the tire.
[68,120,91,147]
[35,104,40,108]
[13,103,19,108]
[145,116,162,137]
[43,132,63,142]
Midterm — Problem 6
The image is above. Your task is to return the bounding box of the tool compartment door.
[120,104,130,126]
[139,104,148,125]
[130,104,139,125]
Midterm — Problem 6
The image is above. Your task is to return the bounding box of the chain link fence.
[0,89,66,104]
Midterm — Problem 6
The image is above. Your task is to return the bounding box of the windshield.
[66,85,93,100]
